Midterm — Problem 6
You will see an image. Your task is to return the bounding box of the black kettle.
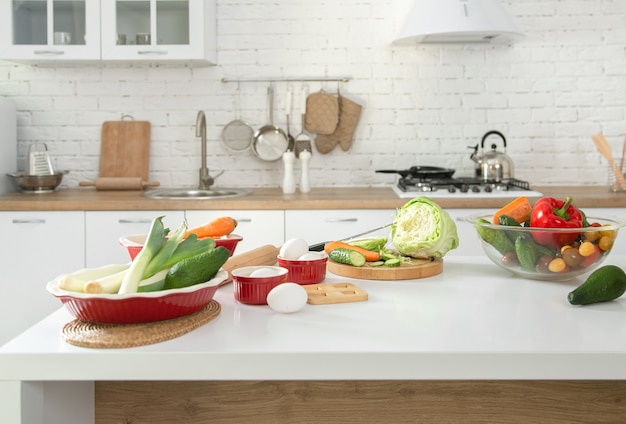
[468,131,514,182]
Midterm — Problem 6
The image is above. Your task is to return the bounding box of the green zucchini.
[329,248,366,267]
[164,246,230,289]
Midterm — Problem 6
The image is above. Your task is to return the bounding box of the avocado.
[568,265,626,305]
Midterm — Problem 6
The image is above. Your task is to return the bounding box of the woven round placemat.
[61,301,221,349]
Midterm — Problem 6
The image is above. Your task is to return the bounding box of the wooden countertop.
[0,186,625,211]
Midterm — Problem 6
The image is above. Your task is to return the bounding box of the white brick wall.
[1,0,625,190]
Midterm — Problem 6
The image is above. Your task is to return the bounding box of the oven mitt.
[305,90,338,135]
[315,94,363,153]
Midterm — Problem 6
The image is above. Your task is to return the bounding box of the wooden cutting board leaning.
[99,119,151,181]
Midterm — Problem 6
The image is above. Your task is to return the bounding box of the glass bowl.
[467,214,625,281]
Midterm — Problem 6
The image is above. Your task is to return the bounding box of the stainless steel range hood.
[393,0,525,45]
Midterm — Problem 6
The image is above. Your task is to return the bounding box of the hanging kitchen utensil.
[305,89,338,135]
[252,85,289,161]
[592,132,626,190]
[222,84,254,153]
[294,86,312,158]
[468,130,514,182]
[376,166,455,180]
[285,86,295,151]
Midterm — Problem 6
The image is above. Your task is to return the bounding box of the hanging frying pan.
[376,166,455,179]
[222,84,254,153]
[252,85,289,161]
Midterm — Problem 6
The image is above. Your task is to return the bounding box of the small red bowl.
[231,266,288,305]
[47,264,228,324]
[119,233,243,260]
[277,252,328,285]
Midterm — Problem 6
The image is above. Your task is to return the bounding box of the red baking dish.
[47,264,228,324]
[119,233,243,260]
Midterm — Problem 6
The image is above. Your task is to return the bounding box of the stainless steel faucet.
[196,110,214,189]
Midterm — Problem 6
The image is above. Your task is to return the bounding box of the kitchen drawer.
[85,211,184,268]
[0,211,85,345]
[285,210,396,246]
[185,210,285,253]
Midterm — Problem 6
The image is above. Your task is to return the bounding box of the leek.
[118,216,167,294]
[143,219,188,278]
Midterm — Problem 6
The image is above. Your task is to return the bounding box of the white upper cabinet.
[101,0,215,64]
[0,0,216,64]
[0,0,101,61]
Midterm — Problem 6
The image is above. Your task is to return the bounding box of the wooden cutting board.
[327,257,443,280]
[100,120,151,180]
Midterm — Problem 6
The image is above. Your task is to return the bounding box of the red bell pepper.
[529,196,583,248]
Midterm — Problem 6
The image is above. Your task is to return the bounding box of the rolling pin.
[79,177,160,191]
[221,245,280,284]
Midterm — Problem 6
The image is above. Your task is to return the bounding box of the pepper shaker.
[299,149,311,193]
[282,150,296,194]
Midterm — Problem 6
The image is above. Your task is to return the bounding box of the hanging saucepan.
[376,166,455,179]
[469,130,514,182]
[252,85,289,161]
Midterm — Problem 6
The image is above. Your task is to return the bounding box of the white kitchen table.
[2,255,626,423]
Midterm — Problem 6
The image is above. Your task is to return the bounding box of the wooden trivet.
[61,301,221,349]
[304,283,368,305]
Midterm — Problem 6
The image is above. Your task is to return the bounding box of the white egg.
[249,267,281,278]
[267,283,308,313]
[298,252,325,260]
[279,238,309,259]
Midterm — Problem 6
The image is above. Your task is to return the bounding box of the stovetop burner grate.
[397,176,531,193]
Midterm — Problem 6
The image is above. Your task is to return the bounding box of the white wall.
[1,0,625,190]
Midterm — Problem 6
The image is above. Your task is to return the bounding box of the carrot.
[184,216,237,239]
[323,241,381,262]
[492,196,532,225]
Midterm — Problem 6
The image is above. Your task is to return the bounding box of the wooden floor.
[95,380,626,423]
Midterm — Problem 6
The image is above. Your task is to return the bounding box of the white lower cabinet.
[0,211,85,345]
[85,211,184,268]
[285,209,397,247]
[185,210,285,253]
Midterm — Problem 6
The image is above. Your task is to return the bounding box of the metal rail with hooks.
[221,76,351,84]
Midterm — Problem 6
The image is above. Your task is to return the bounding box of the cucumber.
[368,260,385,267]
[329,248,366,267]
[384,258,401,267]
[515,233,538,271]
[475,218,515,255]
[568,265,626,305]
[164,246,230,289]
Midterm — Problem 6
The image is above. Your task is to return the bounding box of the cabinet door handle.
[137,50,169,56]
[12,219,46,224]
[324,218,358,223]
[233,218,252,223]
[118,219,152,224]
[33,50,65,56]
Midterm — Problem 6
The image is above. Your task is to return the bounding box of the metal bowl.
[7,171,68,193]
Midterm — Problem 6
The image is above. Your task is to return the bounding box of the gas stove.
[392,176,543,199]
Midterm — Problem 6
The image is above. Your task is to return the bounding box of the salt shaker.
[299,149,311,193]
[282,151,296,194]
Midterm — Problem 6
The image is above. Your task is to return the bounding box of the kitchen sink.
[142,188,250,200]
